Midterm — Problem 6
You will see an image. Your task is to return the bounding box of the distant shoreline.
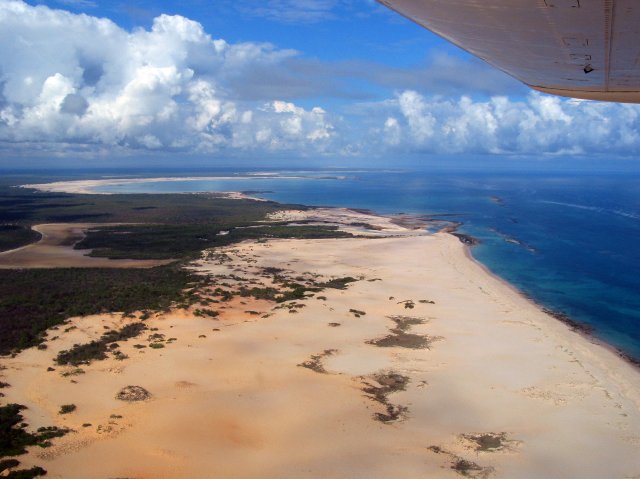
[2,180,640,476]
[19,174,346,195]
[16,177,640,367]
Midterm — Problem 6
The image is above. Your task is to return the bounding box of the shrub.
[58,404,76,415]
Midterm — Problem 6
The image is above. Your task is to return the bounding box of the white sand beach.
[20,176,323,196]
[1,218,639,478]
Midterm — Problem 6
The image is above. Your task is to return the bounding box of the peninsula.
[0,181,639,479]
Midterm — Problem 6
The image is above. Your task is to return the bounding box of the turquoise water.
[95,169,640,361]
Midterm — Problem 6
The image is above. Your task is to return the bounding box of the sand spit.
[20,176,315,196]
[0,223,172,269]
[1,234,640,478]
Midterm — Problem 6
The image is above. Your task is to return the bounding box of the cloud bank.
[0,0,334,156]
[378,91,640,156]
[1,0,640,161]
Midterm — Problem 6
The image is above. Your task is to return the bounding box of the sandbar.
[20,175,334,196]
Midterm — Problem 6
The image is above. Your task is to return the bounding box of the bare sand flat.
[0,223,173,268]
[20,176,311,195]
[1,233,640,478]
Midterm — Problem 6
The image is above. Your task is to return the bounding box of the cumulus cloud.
[375,90,640,156]
[2,0,640,161]
[0,0,335,156]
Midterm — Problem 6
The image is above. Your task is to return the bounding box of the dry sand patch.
[1,234,640,478]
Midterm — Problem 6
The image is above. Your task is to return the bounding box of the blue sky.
[1,0,640,167]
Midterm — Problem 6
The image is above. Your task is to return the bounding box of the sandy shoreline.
[459,244,640,371]
[19,175,336,196]
[1,209,639,477]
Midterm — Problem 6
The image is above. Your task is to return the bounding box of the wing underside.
[379,0,640,102]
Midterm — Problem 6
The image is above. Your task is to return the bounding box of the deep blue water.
[95,170,640,360]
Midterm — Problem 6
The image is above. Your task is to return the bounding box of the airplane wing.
[379,0,640,102]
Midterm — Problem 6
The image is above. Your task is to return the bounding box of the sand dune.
[1,233,639,478]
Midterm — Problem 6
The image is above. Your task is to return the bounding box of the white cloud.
[0,0,335,156]
[1,0,640,161]
[375,90,640,156]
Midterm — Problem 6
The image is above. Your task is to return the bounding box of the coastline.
[1,183,639,477]
[459,236,640,371]
[1,227,639,478]
[19,175,339,196]
[13,175,640,364]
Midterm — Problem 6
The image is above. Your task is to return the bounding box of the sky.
[1,0,640,168]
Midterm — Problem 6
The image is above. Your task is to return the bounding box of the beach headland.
[1,199,639,478]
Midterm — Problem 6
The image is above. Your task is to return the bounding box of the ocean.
[92,168,640,361]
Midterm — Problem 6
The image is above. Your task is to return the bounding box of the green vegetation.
[0,403,69,456]
[366,316,433,349]
[297,349,337,374]
[320,277,358,290]
[0,179,351,261]
[193,308,219,318]
[76,224,352,260]
[0,179,357,356]
[398,299,415,309]
[451,458,489,477]
[0,267,203,355]
[237,275,358,305]
[55,323,147,366]
[0,225,41,253]
[461,432,509,452]
[58,404,76,415]
[0,181,295,226]
[0,459,20,472]
[116,385,150,401]
[4,466,47,478]
[0,180,347,260]
[361,372,410,424]
[0,178,364,477]
[56,341,108,366]
[238,284,311,303]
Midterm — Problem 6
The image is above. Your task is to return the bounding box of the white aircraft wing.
[379,0,640,102]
